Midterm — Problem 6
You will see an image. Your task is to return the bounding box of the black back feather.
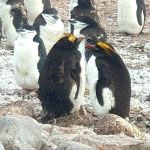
[136,0,146,26]
[38,36,82,121]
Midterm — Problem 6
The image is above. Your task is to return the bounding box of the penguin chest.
[14,40,40,89]
[118,0,144,34]
[40,20,65,54]
[24,0,43,24]
[87,55,115,115]
[0,6,17,45]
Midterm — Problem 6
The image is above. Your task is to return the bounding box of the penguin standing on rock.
[33,8,65,55]
[85,41,131,119]
[118,0,146,35]
[38,33,86,122]
[24,0,51,25]
[0,0,27,45]
[14,24,47,90]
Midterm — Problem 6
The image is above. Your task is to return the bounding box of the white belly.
[24,0,43,25]
[117,0,144,34]
[40,19,65,54]
[0,5,17,45]
[14,39,40,90]
[87,55,115,115]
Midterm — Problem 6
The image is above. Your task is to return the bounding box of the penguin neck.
[18,33,36,42]
[78,39,86,55]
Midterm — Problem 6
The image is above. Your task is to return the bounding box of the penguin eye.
[86,37,95,45]
[87,37,92,42]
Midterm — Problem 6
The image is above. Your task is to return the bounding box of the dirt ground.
[0,0,150,134]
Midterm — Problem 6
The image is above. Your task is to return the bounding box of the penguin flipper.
[136,0,146,26]
[70,61,81,99]
[96,59,111,106]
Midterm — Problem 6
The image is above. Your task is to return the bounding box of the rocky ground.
[0,0,150,141]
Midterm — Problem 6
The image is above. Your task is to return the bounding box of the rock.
[0,115,48,150]
[144,43,150,52]
[0,115,150,150]
[45,123,150,150]
[93,114,143,137]
[0,101,34,117]
[56,141,92,150]
[74,134,150,150]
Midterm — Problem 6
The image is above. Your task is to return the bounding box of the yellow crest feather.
[96,42,114,54]
[64,33,77,42]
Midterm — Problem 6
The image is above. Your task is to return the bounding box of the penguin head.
[86,40,116,55]
[11,5,28,30]
[54,33,84,50]
[77,0,92,8]
[69,16,98,33]
[70,0,92,10]
[41,8,59,24]
[17,24,37,39]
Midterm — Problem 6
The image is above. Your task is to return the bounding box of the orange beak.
[85,43,95,49]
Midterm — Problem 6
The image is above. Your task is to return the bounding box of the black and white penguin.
[24,0,51,25]
[0,0,27,45]
[14,24,47,90]
[38,33,86,122]
[33,8,65,55]
[117,0,146,34]
[85,41,131,119]
[69,0,100,26]
[69,16,107,42]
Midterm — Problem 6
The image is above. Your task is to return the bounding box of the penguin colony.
[0,0,147,122]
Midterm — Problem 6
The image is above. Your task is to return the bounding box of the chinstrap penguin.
[117,0,146,34]
[14,24,47,90]
[69,0,100,28]
[69,16,107,65]
[38,33,85,122]
[69,16,107,42]
[85,41,131,119]
[24,0,51,25]
[0,0,27,45]
[33,8,65,55]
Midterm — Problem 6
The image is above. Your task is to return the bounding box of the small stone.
[146,121,150,128]
[137,115,144,122]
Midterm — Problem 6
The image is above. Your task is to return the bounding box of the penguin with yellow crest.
[38,33,86,122]
[85,41,131,119]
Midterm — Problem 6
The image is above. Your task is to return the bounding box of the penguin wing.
[136,0,146,26]
[33,35,47,72]
[95,58,111,106]
[70,56,81,99]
